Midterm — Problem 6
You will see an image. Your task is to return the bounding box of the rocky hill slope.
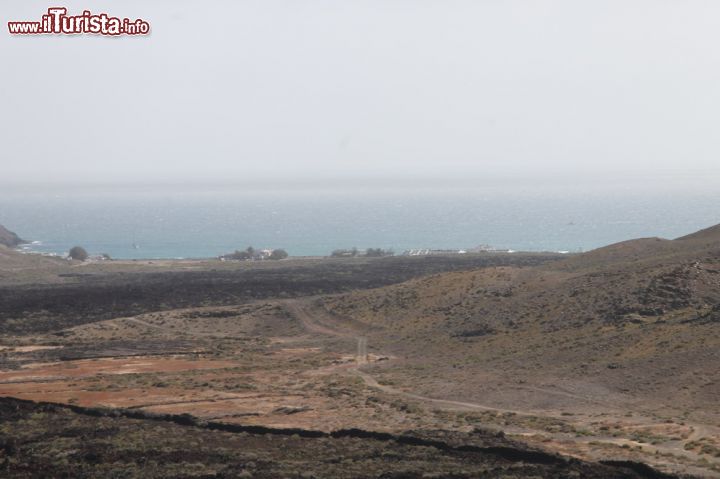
[321,224,720,425]
[0,224,25,248]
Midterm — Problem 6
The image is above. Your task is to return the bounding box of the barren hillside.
[317,224,720,475]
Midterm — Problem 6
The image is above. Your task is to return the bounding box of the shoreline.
[13,248,572,264]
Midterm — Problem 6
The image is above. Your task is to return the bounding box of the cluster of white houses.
[218,248,284,261]
[402,245,513,256]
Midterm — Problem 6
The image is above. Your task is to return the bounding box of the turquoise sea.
[1,184,718,259]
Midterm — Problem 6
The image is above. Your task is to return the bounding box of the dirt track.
[282,297,720,477]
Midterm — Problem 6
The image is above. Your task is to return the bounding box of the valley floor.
[0,252,717,477]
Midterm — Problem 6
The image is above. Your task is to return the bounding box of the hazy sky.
[3,1,720,187]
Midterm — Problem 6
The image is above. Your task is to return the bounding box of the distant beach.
[1,185,719,260]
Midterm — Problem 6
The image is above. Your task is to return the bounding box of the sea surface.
[1,184,719,260]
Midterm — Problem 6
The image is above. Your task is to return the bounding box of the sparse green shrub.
[270,249,288,260]
[68,246,88,261]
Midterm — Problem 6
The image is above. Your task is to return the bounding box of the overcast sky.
[2,1,720,187]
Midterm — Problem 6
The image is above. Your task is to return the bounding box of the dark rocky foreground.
[0,397,684,479]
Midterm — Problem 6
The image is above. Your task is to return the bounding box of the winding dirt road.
[281,298,720,476]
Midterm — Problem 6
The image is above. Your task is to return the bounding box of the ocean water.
[1,184,719,259]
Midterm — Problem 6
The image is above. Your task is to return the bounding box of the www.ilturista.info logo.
[8,7,150,36]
